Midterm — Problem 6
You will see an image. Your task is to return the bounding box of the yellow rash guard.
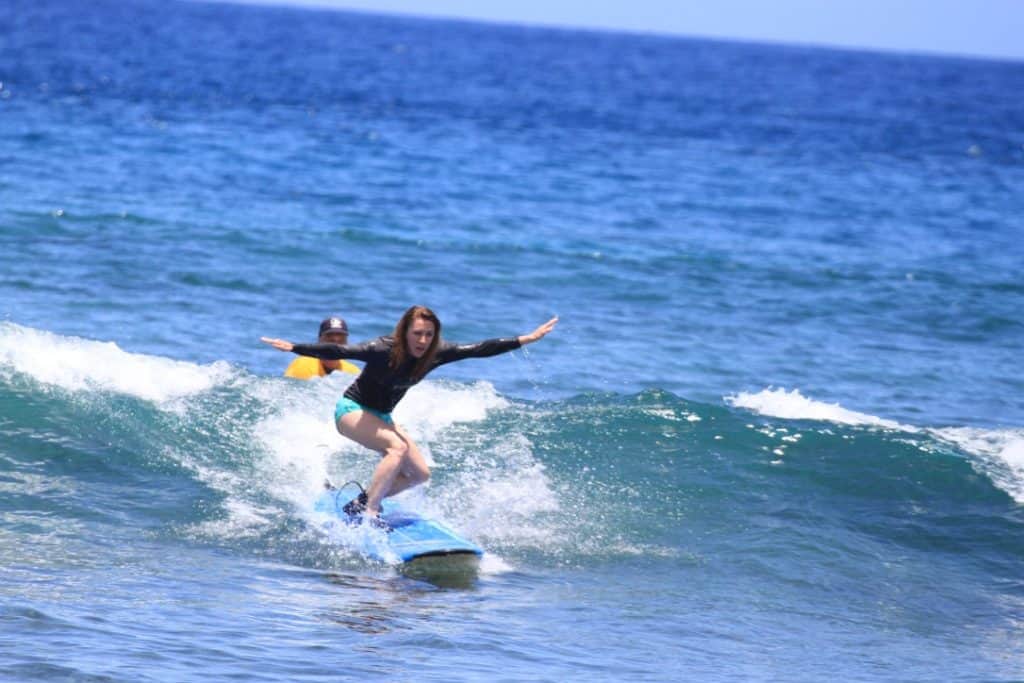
[283,355,359,379]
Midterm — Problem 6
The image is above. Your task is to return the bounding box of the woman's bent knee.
[383,439,408,460]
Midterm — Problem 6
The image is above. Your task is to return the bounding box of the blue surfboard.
[314,484,483,570]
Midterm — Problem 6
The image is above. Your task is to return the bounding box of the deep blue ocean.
[3,0,1024,680]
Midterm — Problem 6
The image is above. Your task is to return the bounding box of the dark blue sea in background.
[2,0,1024,680]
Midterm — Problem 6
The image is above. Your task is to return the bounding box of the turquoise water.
[2,0,1024,680]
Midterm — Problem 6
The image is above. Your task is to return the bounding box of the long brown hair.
[389,305,442,380]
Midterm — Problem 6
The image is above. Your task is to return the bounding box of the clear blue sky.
[236,0,1024,61]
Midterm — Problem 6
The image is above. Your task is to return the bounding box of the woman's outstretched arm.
[261,336,382,361]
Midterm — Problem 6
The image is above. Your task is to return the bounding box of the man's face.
[320,332,348,345]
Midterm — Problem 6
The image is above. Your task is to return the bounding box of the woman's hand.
[520,316,559,345]
[260,337,294,352]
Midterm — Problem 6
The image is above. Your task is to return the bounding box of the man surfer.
[283,316,360,379]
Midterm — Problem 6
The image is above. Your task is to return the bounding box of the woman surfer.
[262,306,558,519]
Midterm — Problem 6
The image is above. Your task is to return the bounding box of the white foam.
[392,379,510,440]
[316,514,401,565]
[253,406,348,506]
[435,432,563,553]
[725,387,906,430]
[479,552,514,575]
[188,498,275,540]
[0,322,230,403]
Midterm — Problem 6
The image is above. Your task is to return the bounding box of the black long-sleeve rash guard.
[291,335,522,414]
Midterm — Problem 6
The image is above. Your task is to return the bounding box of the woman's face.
[406,317,435,358]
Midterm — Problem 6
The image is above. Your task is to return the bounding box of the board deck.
[314,485,483,567]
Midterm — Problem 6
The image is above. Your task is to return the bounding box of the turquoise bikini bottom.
[334,396,394,426]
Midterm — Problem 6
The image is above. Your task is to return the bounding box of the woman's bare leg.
[381,422,430,498]
[336,412,430,514]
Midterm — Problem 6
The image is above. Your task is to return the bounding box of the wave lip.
[932,426,1024,503]
[728,386,1024,504]
[725,387,906,429]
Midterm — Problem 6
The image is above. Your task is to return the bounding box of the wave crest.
[0,322,231,403]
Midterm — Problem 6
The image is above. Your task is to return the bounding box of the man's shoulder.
[284,356,323,379]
